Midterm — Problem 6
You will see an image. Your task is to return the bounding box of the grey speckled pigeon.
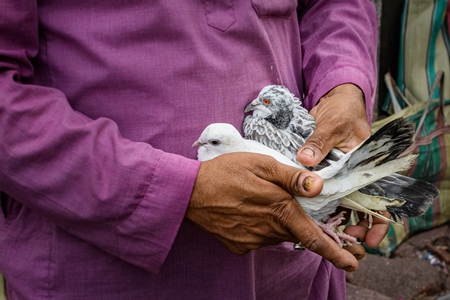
[243,85,342,169]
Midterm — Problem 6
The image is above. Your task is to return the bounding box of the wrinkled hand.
[297,83,372,165]
[297,83,389,259]
[187,152,359,271]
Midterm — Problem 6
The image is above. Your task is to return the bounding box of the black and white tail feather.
[318,118,437,224]
[298,117,427,223]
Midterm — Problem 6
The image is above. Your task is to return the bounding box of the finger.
[343,243,366,260]
[215,225,299,255]
[213,227,268,255]
[343,224,367,244]
[297,126,336,167]
[256,158,323,198]
[344,212,390,249]
[364,212,390,248]
[285,202,359,272]
[273,164,323,198]
[217,238,251,255]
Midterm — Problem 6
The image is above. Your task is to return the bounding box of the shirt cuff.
[303,66,375,124]
[115,149,201,274]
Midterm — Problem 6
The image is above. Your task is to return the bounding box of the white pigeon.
[192,119,439,246]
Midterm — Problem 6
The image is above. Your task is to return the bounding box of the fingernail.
[301,148,315,159]
[353,253,364,260]
[302,176,315,192]
[344,265,356,272]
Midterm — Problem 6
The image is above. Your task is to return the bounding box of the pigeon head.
[192,123,244,161]
[244,85,295,129]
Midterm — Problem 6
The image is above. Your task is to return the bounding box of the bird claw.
[364,210,387,229]
[363,213,373,229]
[319,211,359,247]
[325,211,346,226]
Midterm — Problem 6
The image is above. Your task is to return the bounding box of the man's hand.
[297,83,372,166]
[296,83,389,259]
[187,152,359,272]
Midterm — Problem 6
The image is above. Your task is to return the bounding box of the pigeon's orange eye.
[263,99,271,105]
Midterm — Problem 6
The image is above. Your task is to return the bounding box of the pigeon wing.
[243,115,304,162]
[289,99,316,140]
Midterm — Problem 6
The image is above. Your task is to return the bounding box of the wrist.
[323,83,364,101]
[321,83,367,120]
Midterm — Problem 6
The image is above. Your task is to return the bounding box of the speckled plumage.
[243,85,341,168]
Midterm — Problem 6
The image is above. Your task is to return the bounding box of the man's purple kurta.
[0,0,377,299]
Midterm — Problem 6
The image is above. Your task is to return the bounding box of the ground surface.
[346,224,450,300]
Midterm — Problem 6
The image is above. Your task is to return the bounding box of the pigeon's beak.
[192,140,202,147]
[244,99,258,113]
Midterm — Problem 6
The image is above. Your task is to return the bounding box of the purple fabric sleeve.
[298,0,378,122]
[0,2,199,273]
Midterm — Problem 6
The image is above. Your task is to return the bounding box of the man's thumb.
[296,132,334,167]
